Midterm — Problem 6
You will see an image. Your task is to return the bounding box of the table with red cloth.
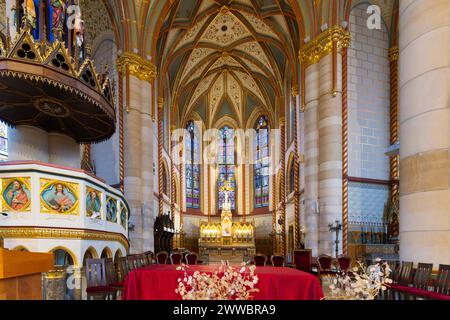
[122,265,324,300]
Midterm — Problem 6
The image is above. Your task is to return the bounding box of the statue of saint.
[51,0,66,40]
[220,181,233,237]
[74,20,85,61]
[22,0,36,30]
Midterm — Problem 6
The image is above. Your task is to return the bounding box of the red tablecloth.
[122,265,324,300]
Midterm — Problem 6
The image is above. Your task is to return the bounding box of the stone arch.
[50,246,78,267]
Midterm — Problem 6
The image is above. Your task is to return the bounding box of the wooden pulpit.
[0,249,53,300]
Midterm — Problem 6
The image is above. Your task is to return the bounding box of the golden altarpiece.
[198,182,256,264]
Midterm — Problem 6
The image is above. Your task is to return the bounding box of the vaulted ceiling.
[156,0,301,127]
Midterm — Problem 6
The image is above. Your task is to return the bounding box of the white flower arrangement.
[328,258,393,300]
[175,261,259,300]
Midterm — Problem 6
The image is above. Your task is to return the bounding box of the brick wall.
[348,4,390,180]
[347,4,390,226]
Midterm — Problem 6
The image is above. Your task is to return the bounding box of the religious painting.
[40,179,79,215]
[2,178,31,212]
[120,205,128,229]
[86,187,102,218]
[106,197,117,223]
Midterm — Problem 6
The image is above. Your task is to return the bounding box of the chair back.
[391,262,402,283]
[412,263,433,289]
[116,256,129,281]
[185,252,199,265]
[253,254,268,267]
[337,255,351,272]
[293,250,312,273]
[144,251,155,265]
[104,258,118,285]
[435,264,450,294]
[398,261,414,285]
[170,252,184,265]
[127,254,144,270]
[317,255,334,271]
[271,255,285,267]
[156,251,169,264]
[85,259,108,288]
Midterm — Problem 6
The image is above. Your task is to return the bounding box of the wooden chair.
[127,254,145,270]
[144,251,155,265]
[105,258,124,298]
[185,252,199,265]
[85,259,116,300]
[389,261,414,299]
[115,256,129,281]
[253,254,268,267]
[317,255,336,283]
[156,251,169,264]
[293,249,312,273]
[428,264,450,300]
[170,252,183,264]
[271,255,285,267]
[337,255,351,272]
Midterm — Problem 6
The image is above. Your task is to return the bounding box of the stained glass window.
[218,126,235,210]
[185,121,200,209]
[0,122,8,162]
[254,116,270,208]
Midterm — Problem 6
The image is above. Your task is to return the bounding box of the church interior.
[0,0,449,301]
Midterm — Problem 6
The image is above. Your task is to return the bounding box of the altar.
[198,182,256,264]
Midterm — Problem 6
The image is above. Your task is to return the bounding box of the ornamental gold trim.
[299,26,351,66]
[389,46,399,63]
[116,52,157,83]
[0,227,129,251]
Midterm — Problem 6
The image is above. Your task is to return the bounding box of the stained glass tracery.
[218,126,235,210]
[254,116,270,208]
[185,121,200,209]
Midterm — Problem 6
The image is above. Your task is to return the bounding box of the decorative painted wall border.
[0,226,129,251]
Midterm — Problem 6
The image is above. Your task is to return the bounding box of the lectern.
[0,249,53,300]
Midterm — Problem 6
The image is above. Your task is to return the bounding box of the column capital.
[389,46,399,63]
[117,52,157,82]
[292,86,300,97]
[279,117,286,126]
[299,26,351,66]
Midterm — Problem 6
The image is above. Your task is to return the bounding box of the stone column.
[318,53,343,256]
[8,126,49,162]
[303,64,320,256]
[292,86,301,249]
[124,74,143,254]
[141,81,154,252]
[157,98,164,217]
[117,52,157,254]
[399,0,450,265]
[48,133,80,168]
[280,117,287,256]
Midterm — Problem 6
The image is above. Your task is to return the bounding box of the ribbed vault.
[156,0,301,127]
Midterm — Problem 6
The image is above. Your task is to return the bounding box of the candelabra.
[329,220,342,258]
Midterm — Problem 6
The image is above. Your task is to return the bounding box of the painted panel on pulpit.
[40,179,79,215]
[106,197,117,223]
[120,205,128,229]
[2,178,31,212]
[86,187,102,218]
